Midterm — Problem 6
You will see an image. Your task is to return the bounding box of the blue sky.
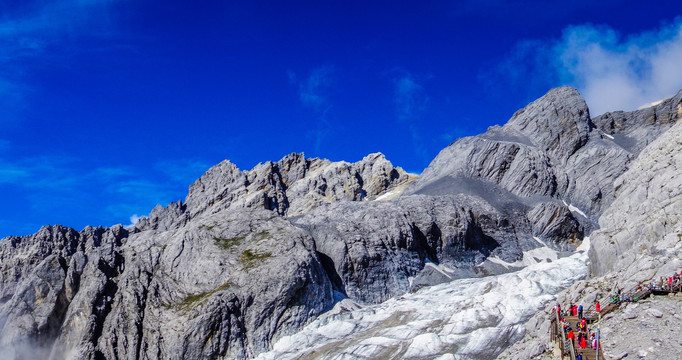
[1,1,681,237]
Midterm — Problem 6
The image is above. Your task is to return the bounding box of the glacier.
[256,243,589,360]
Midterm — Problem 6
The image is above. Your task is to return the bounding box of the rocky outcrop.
[0,225,128,359]
[527,202,583,249]
[589,117,682,280]
[592,90,682,154]
[506,86,593,163]
[185,152,416,218]
[0,210,334,359]
[294,194,531,304]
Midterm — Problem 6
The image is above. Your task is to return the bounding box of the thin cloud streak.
[392,70,430,122]
[391,69,431,163]
[0,0,121,123]
[290,66,335,153]
[0,153,210,230]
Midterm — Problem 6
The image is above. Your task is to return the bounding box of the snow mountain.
[1,86,681,359]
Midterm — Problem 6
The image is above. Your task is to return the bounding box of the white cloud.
[492,18,682,116]
[127,214,143,227]
[555,20,682,115]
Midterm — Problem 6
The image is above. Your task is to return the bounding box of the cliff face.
[496,92,682,360]
[589,116,682,280]
[183,152,416,218]
[1,87,681,360]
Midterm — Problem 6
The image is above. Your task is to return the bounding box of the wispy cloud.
[299,66,334,110]
[392,70,430,122]
[289,66,335,153]
[0,0,121,123]
[0,152,211,230]
[488,18,682,116]
[391,69,431,161]
[127,214,143,227]
[0,155,76,187]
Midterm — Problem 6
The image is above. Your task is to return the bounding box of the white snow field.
[256,246,589,360]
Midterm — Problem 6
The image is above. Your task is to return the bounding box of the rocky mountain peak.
[180,152,415,220]
[592,88,682,154]
[507,86,592,161]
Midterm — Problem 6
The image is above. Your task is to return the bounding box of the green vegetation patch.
[212,230,272,250]
[240,249,272,269]
[199,223,217,231]
[213,235,246,249]
[252,230,272,242]
[176,281,234,312]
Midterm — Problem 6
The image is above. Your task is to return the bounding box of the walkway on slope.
[549,275,682,360]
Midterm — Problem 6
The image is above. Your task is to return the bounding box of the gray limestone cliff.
[0,210,334,360]
[184,152,416,218]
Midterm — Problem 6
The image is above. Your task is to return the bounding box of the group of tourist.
[550,270,682,359]
[651,270,682,291]
[553,302,601,360]
[606,270,682,306]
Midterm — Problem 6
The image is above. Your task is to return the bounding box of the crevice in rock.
[409,224,438,264]
[90,254,123,352]
[134,277,151,360]
[317,252,345,296]
[34,275,71,351]
[464,219,501,258]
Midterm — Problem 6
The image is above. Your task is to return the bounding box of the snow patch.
[375,189,399,201]
[320,298,362,318]
[487,241,558,268]
[405,333,443,357]
[562,200,588,218]
[424,261,457,279]
[576,236,590,252]
[533,236,547,246]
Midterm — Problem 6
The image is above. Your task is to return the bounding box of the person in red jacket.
[595,301,601,313]
[567,329,575,343]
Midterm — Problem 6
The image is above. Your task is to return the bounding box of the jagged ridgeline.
[1,87,681,359]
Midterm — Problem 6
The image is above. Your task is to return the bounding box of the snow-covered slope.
[255,249,588,360]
